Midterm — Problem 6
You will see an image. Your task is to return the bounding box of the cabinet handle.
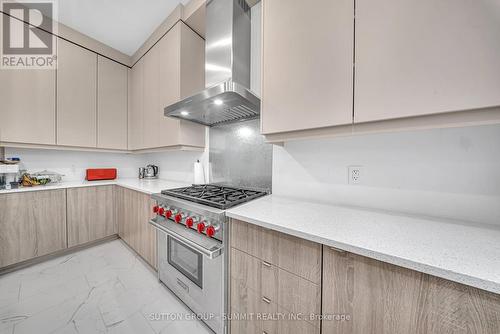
[262,296,271,304]
[262,261,272,268]
[329,246,346,253]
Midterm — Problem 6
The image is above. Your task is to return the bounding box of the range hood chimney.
[164,0,260,126]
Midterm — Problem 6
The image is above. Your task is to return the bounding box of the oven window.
[167,236,203,288]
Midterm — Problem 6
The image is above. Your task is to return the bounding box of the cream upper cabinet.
[128,59,144,150]
[142,44,161,148]
[0,14,56,145]
[158,22,206,148]
[126,21,205,150]
[354,0,500,123]
[261,0,354,134]
[57,38,97,147]
[97,56,128,150]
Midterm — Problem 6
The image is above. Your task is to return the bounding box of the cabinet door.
[355,0,500,123]
[158,22,182,146]
[116,187,156,269]
[322,246,500,334]
[0,190,66,267]
[142,45,161,148]
[67,186,116,247]
[0,14,56,145]
[261,0,354,134]
[97,56,128,150]
[128,59,144,150]
[57,38,97,147]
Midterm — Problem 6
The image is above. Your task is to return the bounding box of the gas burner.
[161,184,268,209]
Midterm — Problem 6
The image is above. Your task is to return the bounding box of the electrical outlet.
[348,166,362,185]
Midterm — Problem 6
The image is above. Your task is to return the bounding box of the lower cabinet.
[230,219,321,334]
[231,219,500,334]
[116,186,157,269]
[67,185,116,247]
[322,246,500,334]
[0,190,67,268]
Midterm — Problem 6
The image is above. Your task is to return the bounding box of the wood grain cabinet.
[354,0,500,123]
[67,186,116,247]
[322,246,500,334]
[57,38,97,147]
[261,0,354,134]
[97,56,128,150]
[0,190,67,268]
[230,219,321,334]
[127,21,206,151]
[115,186,157,269]
[0,14,56,145]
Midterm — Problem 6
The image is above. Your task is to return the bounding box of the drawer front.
[230,219,321,283]
[278,269,321,328]
[230,219,279,264]
[231,247,261,292]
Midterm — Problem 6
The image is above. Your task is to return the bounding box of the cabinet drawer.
[230,219,321,284]
[278,269,321,328]
[231,218,279,264]
[231,247,261,292]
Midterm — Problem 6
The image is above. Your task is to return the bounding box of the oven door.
[150,217,225,334]
[167,235,203,288]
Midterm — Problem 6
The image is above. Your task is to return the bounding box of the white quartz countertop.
[226,195,500,295]
[0,178,190,195]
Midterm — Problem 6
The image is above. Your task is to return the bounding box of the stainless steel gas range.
[149,185,268,334]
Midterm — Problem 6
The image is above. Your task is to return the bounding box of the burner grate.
[161,185,267,209]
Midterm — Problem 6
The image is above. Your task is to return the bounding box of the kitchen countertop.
[0,178,190,195]
[226,195,500,295]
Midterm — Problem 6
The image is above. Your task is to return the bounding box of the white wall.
[4,147,204,183]
[272,124,500,226]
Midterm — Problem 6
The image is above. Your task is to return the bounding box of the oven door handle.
[149,219,223,259]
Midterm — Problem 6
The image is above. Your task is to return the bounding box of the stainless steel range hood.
[165,0,260,126]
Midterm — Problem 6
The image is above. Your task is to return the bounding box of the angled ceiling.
[57,0,190,56]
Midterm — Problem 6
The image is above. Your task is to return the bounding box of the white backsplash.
[272,124,500,226]
[4,147,204,184]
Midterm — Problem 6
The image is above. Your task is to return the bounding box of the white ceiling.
[57,0,190,56]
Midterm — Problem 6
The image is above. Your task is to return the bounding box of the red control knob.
[206,226,215,238]
[153,205,159,213]
[166,210,173,219]
[197,222,206,233]
[185,217,194,228]
[158,207,165,216]
[175,213,183,223]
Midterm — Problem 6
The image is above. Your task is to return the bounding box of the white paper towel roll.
[194,160,205,185]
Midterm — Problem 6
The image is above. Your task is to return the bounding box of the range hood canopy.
[165,0,260,126]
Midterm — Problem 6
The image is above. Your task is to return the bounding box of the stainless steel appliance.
[150,185,268,334]
[153,1,271,332]
[138,167,146,179]
[164,0,259,126]
[143,164,159,179]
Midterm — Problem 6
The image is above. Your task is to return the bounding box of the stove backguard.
[209,118,272,191]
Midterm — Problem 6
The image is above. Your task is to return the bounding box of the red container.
[86,168,117,181]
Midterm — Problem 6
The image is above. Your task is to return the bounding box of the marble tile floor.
[0,240,213,334]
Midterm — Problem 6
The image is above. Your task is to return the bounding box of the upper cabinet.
[354,0,500,123]
[0,15,56,145]
[128,59,144,150]
[142,43,161,149]
[261,0,354,135]
[97,56,128,150]
[57,38,97,147]
[128,21,206,151]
